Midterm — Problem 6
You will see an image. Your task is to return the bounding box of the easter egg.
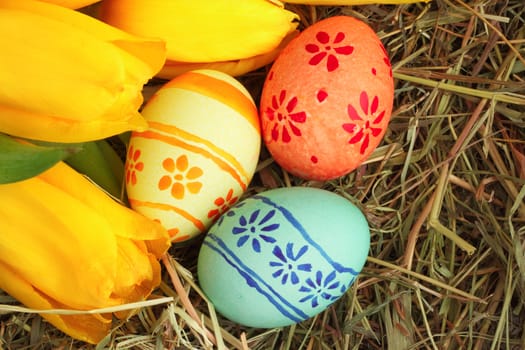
[197,187,369,328]
[125,69,260,243]
[260,16,394,181]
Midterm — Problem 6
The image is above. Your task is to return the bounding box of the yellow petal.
[37,162,171,257]
[112,237,162,302]
[36,0,101,9]
[157,30,299,79]
[0,263,112,344]
[0,162,170,343]
[0,0,166,142]
[0,177,118,309]
[1,0,166,77]
[99,0,299,63]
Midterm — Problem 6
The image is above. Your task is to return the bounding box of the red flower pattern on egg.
[305,31,354,72]
[342,91,386,155]
[208,188,238,222]
[265,90,307,143]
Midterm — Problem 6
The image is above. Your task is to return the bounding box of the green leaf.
[0,133,83,184]
[65,139,124,199]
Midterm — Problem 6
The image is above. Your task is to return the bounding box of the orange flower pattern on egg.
[125,145,144,186]
[158,155,203,200]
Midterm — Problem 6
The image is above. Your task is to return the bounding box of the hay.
[1,0,525,349]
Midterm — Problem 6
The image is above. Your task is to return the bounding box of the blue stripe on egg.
[253,194,360,276]
[204,233,309,323]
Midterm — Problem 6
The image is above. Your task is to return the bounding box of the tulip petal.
[0,263,112,344]
[112,237,161,302]
[1,0,166,74]
[0,176,119,308]
[100,0,299,63]
[158,30,299,79]
[37,162,171,256]
[0,0,166,142]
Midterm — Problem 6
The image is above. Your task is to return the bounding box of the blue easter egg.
[197,187,369,328]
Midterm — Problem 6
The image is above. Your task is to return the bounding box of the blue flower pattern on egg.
[224,198,355,309]
[270,243,312,285]
[298,270,340,308]
[232,209,280,252]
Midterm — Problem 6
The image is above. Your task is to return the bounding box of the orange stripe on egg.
[148,120,250,183]
[163,71,260,133]
[135,130,248,190]
[129,198,206,232]
[172,234,192,243]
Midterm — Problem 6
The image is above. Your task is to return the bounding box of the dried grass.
[2,0,525,349]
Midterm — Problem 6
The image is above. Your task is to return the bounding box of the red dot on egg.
[372,67,377,75]
[316,90,328,103]
[311,156,318,163]
[268,71,274,80]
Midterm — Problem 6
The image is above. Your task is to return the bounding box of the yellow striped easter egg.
[125,69,260,243]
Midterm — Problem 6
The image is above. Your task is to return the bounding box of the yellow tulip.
[0,0,166,143]
[157,30,299,78]
[0,162,170,344]
[99,0,298,77]
[35,0,101,9]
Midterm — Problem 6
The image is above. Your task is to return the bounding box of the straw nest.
[1,0,524,349]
